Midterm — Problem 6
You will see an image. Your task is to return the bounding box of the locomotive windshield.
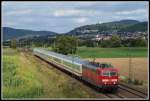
[100,64,113,68]
[103,71,117,76]
[88,62,113,68]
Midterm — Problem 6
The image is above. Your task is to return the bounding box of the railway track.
[32,53,148,99]
[118,84,147,98]
[120,83,147,95]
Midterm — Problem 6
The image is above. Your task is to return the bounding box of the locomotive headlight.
[111,79,118,82]
[102,79,109,82]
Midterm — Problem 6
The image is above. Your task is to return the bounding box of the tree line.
[4,35,147,55]
[78,35,147,48]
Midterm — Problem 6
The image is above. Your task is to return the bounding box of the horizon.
[2,1,148,33]
[2,19,148,34]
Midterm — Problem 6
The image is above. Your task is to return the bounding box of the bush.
[128,38,147,47]
[133,79,143,85]
[84,40,95,47]
[100,40,112,48]
[127,78,143,85]
[127,78,132,84]
[10,39,17,48]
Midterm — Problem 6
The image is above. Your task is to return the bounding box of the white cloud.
[53,9,83,17]
[53,9,100,17]
[3,21,16,27]
[74,17,88,23]
[75,1,128,6]
[75,2,98,6]
[116,9,146,15]
[5,9,33,16]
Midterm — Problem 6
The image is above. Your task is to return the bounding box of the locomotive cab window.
[103,71,110,76]
[103,71,117,76]
[100,64,113,68]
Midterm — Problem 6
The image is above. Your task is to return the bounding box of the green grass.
[76,47,148,58]
[2,48,43,98]
[46,46,147,58]
[25,52,93,98]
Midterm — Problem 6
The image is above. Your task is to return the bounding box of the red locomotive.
[34,48,119,92]
[82,62,118,91]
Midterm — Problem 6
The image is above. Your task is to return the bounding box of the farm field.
[2,48,96,99]
[76,47,148,58]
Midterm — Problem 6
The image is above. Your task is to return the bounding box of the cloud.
[74,17,88,23]
[116,9,147,15]
[53,9,83,17]
[53,8,100,18]
[5,9,33,16]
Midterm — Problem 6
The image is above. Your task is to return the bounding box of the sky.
[2,1,149,33]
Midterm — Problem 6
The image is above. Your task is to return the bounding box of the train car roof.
[34,48,87,65]
[82,61,114,70]
[34,48,113,70]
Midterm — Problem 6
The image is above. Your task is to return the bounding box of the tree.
[128,37,147,47]
[110,35,121,47]
[52,35,78,55]
[85,39,95,47]
[135,37,147,47]
[77,39,86,47]
[100,40,112,48]
[10,38,17,48]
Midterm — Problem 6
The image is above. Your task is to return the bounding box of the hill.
[3,19,148,41]
[120,21,148,32]
[66,20,147,35]
[2,27,57,41]
[104,19,140,25]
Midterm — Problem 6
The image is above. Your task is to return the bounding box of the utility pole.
[128,46,133,83]
[76,37,78,56]
[53,38,56,51]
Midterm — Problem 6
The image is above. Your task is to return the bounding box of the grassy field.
[2,48,95,99]
[76,47,148,58]
[2,48,43,98]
